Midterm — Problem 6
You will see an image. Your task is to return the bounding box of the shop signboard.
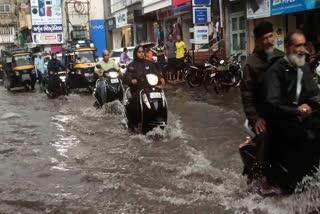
[30,0,63,44]
[115,9,128,28]
[247,0,270,19]
[193,7,211,24]
[106,17,116,31]
[271,0,320,16]
[173,2,192,13]
[173,0,191,6]
[91,20,106,57]
[192,0,210,6]
[194,26,208,44]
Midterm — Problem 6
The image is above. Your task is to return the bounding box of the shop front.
[246,0,320,55]
[112,9,133,49]
[127,3,145,45]
[106,17,116,50]
[142,0,171,44]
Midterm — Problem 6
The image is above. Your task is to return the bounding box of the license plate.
[210,73,216,77]
[149,92,162,99]
[84,73,93,77]
[110,78,119,84]
[21,74,30,81]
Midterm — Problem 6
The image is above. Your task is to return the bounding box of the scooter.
[93,64,124,108]
[42,70,68,98]
[124,73,168,134]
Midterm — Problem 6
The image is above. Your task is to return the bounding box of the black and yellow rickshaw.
[1,49,36,91]
[63,39,97,91]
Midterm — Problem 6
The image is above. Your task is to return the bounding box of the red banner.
[172,0,191,6]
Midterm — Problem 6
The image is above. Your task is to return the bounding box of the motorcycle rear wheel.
[186,72,202,88]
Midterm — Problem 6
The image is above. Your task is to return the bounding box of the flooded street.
[0,84,319,214]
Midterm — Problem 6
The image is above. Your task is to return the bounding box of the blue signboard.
[271,0,320,16]
[192,0,210,6]
[91,20,107,57]
[193,7,211,24]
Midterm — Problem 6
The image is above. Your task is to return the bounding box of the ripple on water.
[0,112,21,120]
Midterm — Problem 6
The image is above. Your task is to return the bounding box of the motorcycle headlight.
[108,71,119,78]
[60,76,66,82]
[76,69,82,74]
[219,60,225,65]
[146,74,158,86]
[15,71,20,76]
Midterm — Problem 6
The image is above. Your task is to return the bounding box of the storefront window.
[165,19,182,41]
[136,23,147,44]
[240,33,246,50]
[239,16,246,30]
[232,18,238,31]
[232,34,238,50]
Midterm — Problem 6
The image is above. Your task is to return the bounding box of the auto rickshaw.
[63,39,98,91]
[1,49,36,91]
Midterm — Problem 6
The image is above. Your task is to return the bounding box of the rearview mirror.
[96,64,102,69]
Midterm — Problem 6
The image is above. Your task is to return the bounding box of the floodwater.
[0,84,319,214]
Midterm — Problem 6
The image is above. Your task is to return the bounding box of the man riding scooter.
[263,30,320,194]
[46,53,66,93]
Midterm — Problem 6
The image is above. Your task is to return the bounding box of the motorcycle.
[184,63,210,88]
[239,111,320,194]
[203,53,242,94]
[42,70,68,98]
[124,73,168,134]
[93,64,124,108]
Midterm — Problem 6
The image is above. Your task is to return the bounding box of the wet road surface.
[0,84,319,214]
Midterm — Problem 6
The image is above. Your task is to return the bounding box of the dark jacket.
[240,47,283,126]
[124,58,160,88]
[47,59,65,72]
[263,57,320,121]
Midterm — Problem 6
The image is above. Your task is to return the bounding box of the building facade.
[0,0,18,52]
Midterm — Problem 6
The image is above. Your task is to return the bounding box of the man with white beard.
[263,30,320,193]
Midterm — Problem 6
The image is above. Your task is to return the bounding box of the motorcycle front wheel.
[203,75,220,94]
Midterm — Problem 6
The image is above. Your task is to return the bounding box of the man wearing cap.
[240,21,283,194]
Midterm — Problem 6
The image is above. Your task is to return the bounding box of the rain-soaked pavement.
[0,83,319,214]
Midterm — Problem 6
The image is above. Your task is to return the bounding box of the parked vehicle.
[184,62,211,88]
[125,73,168,134]
[110,46,134,74]
[203,53,242,94]
[42,69,68,98]
[93,64,124,108]
[1,48,36,91]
